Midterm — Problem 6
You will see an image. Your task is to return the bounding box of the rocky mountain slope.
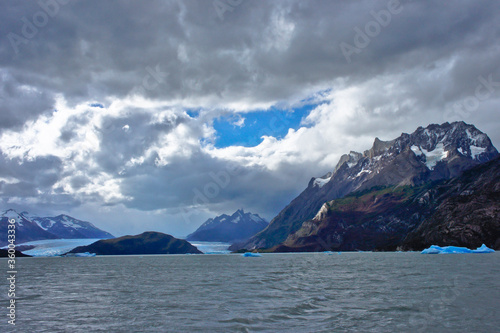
[0,210,114,246]
[68,231,202,255]
[402,156,500,250]
[231,121,498,251]
[275,155,500,252]
[187,209,268,243]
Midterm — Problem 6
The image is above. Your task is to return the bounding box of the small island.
[66,231,202,255]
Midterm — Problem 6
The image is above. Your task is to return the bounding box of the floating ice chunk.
[242,252,262,257]
[439,246,472,254]
[421,244,495,254]
[421,245,443,254]
[472,244,495,253]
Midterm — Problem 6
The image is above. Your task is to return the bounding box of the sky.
[1,0,500,238]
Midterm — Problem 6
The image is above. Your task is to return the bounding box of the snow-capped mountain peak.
[313,121,498,187]
[187,209,268,243]
[0,209,114,246]
[234,121,499,251]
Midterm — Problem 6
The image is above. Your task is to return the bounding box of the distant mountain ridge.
[0,209,114,246]
[187,209,268,243]
[232,121,499,251]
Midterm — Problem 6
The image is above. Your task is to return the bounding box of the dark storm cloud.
[0,72,55,131]
[1,0,497,112]
[118,149,316,221]
[0,154,63,195]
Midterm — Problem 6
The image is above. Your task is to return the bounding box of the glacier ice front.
[63,252,96,257]
[4,238,102,257]
[421,244,495,254]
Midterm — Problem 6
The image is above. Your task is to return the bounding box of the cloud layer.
[1,0,500,236]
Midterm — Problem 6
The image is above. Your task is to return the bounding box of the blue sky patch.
[186,108,201,118]
[212,104,319,148]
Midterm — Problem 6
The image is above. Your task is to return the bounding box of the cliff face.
[273,156,500,252]
[402,156,500,250]
[233,121,498,251]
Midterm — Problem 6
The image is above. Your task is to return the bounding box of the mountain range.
[0,209,114,246]
[187,209,268,243]
[231,121,499,251]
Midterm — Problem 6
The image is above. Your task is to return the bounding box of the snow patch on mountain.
[411,143,449,169]
[2,209,26,227]
[250,214,264,222]
[470,145,486,159]
[60,215,84,229]
[411,145,423,156]
[422,143,449,169]
[313,176,332,188]
[356,169,372,177]
[34,218,56,231]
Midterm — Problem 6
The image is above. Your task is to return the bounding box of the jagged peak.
[364,137,396,158]
[334,151,363,172]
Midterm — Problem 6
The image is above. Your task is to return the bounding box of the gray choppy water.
[1,252,499,332]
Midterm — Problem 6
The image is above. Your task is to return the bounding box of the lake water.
[1,252,498,332]
[8,239,231,256]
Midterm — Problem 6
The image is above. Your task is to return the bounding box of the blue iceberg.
[472,244,495,253]
[323,251,341,255]
[421,244,495,254]
[242,252,262,257]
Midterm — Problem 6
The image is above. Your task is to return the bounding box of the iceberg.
[421,244,495,254]
[63,252,96,257]
[323,251,341,255]
[242,252,262,257]
[472,244,495,253]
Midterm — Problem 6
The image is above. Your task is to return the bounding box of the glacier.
[421,244,495,254]
[7,238,102,257]
[63,252,96,257]
[188,241,231,254]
